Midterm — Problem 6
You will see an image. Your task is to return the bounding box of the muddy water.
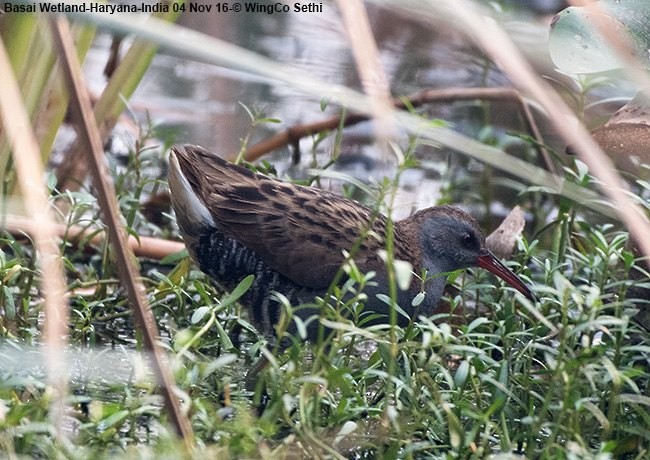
[84,2,559,218]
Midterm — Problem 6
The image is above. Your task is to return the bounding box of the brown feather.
[169,144,534,326]
[175,145,401,288]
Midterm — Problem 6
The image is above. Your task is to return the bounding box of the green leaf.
[549,0,650,74]
[377,342,392,366]
[213,318,235,350]
[445,406,463,449]
[454,360,470,388]
[466,317,489,333]
[160,248,189,266]
[320,97,330,111]
[293,315,307,340]
[2,286,15,320]
[203,354,238,376]
[190,306,211,324]
[393,259,413,291]
[411,291,425,307]
[333,420,357,447]
[98,409,129,431]
[218,274,254,309]
[375,293,410,322]
[257,117,281,124]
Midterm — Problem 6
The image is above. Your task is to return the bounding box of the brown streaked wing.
[174,145,388,289]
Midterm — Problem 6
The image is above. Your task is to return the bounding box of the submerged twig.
[243,87,553,172]
[4,213,184,260]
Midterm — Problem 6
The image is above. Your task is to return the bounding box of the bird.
[168,144,534,342]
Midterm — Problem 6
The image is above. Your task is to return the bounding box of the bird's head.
[413,206,534,301]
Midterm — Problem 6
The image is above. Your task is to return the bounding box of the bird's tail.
[168,145,216,239]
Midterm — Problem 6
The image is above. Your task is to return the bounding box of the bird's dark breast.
[190,226,423,341]
[194,229,322,339]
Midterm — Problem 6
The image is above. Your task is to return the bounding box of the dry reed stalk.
[336,0,396,162]
[49,17,194,447]
[4,213,184,260]
[0,37,70,441]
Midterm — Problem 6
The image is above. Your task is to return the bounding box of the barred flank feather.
[194,230,319,339]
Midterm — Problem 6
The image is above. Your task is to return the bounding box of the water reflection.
[85,1,561,215]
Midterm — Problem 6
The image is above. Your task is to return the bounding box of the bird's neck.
[392,216,450,314]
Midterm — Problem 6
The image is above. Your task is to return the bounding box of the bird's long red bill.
[477,252,534,301]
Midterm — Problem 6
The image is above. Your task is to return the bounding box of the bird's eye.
[462,232,476,248]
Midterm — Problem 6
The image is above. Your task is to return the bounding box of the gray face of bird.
[419,215,486,274]
[418,213,534,301]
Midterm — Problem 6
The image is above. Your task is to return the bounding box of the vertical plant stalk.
[55,2,182,191]
[0,13,46,194]
[336,0,402,417]
[336,0,396,153]
[0,39,69,440]
[0,14,94,197]
[48,17,194,446]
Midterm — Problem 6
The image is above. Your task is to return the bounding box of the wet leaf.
[549,0,650,74]
[454,360,470,388]
[191,306,211,324]
[393,258,413,291]
[2,286,15,320]
[411,291,425,307]
[333,420,358,447]
[98,409,129,431]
